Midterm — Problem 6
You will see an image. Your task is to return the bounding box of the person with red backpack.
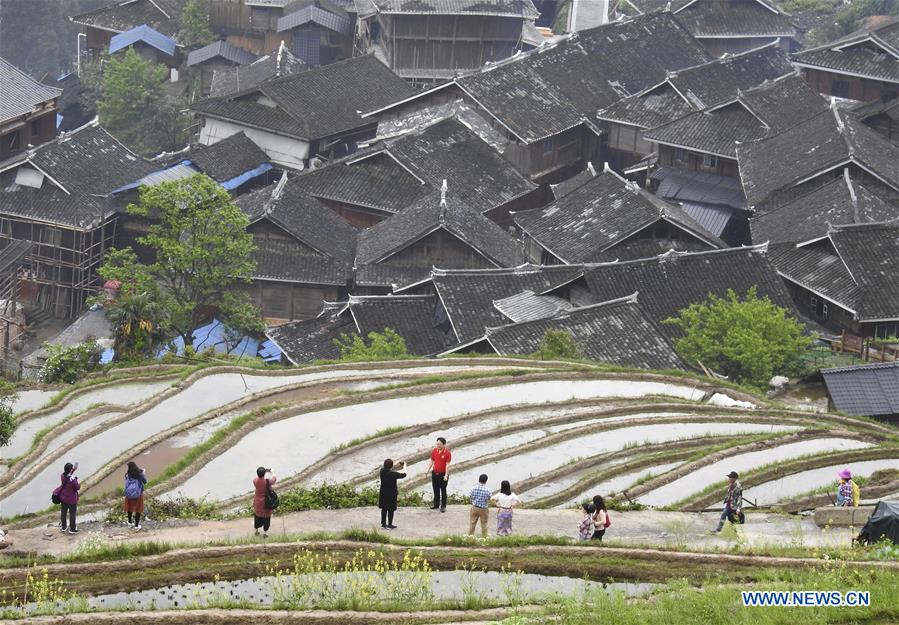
[123,461,148,529]
[592,495,610,542]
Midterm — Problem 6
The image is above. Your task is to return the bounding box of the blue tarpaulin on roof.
[109,24,177,57]
[220,163,273,190]
[159,318,261,359]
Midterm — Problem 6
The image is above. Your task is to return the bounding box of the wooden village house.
[793,17,899,102]
[0,57,61,161]
[0,122,156,318]
[191,55,413,170]
[353,0,539,87]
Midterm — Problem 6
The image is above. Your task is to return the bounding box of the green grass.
[517,566,898,625]
[329,425,410,453]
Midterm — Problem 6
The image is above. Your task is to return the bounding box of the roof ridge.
[483,291,641,335]
[583,242,770,268]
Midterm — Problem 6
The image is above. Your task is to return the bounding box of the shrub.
[0,381,17,447]
[532,330,580,361]
[335,329,410,362]
[664,287,813,389]
[39,340,103,384]
[106,494,220,523]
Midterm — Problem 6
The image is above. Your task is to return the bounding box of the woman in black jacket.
[378,459,407,529]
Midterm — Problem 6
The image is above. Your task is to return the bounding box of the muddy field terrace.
[0,360,895,623]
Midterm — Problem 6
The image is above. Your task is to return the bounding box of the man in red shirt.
[425,436,451,512]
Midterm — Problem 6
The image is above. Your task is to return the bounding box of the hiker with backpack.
[123,461,148,529]
[591,495,610,541]
[836,469,859,507]
[53,462,80,534]
[253,467,278,537]
[713,471,743,532]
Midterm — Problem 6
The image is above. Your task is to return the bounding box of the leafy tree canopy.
[664,287,813,389]
[532,330,581,361]
[335,329,410,362]
[100,175,262,351]
[178,0,215,48]
[96,48,187,156]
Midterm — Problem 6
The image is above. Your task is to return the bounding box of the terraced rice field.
[1,359,896,521]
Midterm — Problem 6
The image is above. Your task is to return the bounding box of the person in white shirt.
[490,480,522,536]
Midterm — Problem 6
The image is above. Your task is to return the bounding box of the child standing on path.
[425,437,451,512]
[578,504,596,540]
[491,480,522,536]
[123,461,148,529]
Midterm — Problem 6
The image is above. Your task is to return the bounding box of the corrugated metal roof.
[109,24,178,57]
[111,162,199,193]
[0,57,62,124]
[679,201,734,237]
[652,167,746,210]
[187,40,259,67]
[822,362,899,417]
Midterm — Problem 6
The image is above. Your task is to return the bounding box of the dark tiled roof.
[793,19,899,84]
[188,132,270,182]
[666,42,793,109]
[675,2,796,37]
[195,55,413,141]
[356,190,525,286]
[187,40,259,67]
[645,103,765,158]
[427,264,585,344]
[644,73,828,158]
[549,163,597,200]
[456,61,583,143]
[265,303,353,364]
[737,105,899,208]
[70,0,185,37]
[597,43,793,128]
[768,240,859,310]
[209,46,307,98]
[448,12,709,142]
[582,245,796,339]
[850,95,899,122]
[492,289,572,322]
[737,72,829,133]
[293,152,428,214]
[514,169,723,263]
[347,294,452,355]
[485,294,686,370]
[356,0,538,17]
[0,122,155,229]
[383,118,537,214]
[0,57,61,124]
[750,174,899,245]
[822,362,899,417]
[598,86,693,129]
[237,176,357,284]
[828,223,899,321]
[278,0,353,34]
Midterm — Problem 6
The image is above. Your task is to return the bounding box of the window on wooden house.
[635,132,653,155]
[822,303,829,319]
[809,295,817,311]
[8,131,20,152]
[617,126,637,152]
[674,147,687,164]
[874,322,899,340]
[831,79,850,98]
[40,227,62,247]
[702,154,718,169]
[542,137,554,155]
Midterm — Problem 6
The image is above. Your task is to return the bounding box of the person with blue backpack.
[123,461,148,529]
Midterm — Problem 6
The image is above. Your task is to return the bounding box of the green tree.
[121,174,262,342]
[39,340,103,384]
[334,329,409,362]
[0,380,18,448]
[664,287,813,389]
[95,249,171,361]
[178,0,215,48]
[533,330,580,361]
[96,48,187,155]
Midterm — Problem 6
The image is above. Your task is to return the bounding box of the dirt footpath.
[2,506,855,558]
